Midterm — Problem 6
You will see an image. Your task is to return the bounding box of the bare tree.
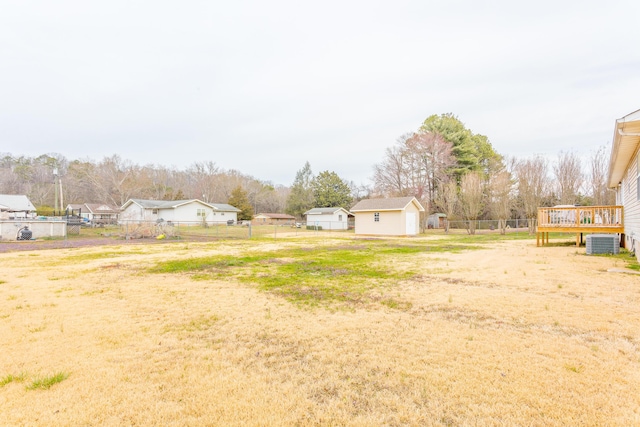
[553,151,582,205]
[373,131,455,221]
[489,170,513,234]
[589,145,615,206]
[404,131,456,212]
[434,179,458,233]
[516,156,549,234]
[459,172,484,234]
[373,133,414,197]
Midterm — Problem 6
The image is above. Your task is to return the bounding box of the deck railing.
[536,205,624,246]
[537,205,623,229]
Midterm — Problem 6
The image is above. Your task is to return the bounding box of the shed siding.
[305,211,349,230]
[354,202,420,236]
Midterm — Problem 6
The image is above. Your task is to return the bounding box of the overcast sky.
[2,1,639,186]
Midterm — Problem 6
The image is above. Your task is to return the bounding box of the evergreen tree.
[227,185,254,221]
[420,113,503,182]
[311,170,352,208]
[285,161,314,218]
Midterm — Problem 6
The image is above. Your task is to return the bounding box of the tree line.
[0,112,614,230]
[372,113,614,234]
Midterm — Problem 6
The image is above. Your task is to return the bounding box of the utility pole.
[53,168,59,213]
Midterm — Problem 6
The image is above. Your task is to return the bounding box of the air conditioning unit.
[586,234,620,255]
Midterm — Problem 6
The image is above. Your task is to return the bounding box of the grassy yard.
[1,234,639,425]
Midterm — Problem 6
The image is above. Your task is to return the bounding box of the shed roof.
[608,108,640,188]
[350,197,424,212]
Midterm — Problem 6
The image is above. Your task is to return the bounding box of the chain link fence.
[445,219,534,233]
[117,220,355,240]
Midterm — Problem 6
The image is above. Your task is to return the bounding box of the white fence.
[0,220,67,240]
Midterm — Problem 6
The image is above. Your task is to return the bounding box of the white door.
[406,212,416,235]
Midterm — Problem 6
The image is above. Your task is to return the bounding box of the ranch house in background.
[253,213,296,225]
[120,199,240,225]
[607,108,640,255]
[66,203,121,226]
[303,207,353,230]
[351,196,424,236]
[0,194,37,219]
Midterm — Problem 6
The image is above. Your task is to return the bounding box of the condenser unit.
[586,234,620,255]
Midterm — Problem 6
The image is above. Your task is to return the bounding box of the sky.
[1,1,640,186]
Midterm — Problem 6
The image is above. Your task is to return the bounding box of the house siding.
[622,154,640,253]
[120,200,238,224]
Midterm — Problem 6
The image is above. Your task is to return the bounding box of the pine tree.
[311,170,352,208]
[285,161,314,218]
[228,185,254,221]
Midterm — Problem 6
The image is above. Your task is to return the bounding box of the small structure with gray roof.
[350,196,424,236]
[304,207,352,230]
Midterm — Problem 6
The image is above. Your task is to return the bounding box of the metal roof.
[304,207,352,216]
[0,194,36,212]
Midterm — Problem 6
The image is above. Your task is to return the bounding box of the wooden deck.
[536,205,624,246]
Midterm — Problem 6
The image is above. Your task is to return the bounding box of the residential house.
[253,213,296,225]
[0,194,37,219]
[303,207,352,230]
[120,199,240,224]
[607,108,640,253]
[67,203,121,225]
[350,197,424,236]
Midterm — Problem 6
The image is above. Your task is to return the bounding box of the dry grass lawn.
[1,235,639,426]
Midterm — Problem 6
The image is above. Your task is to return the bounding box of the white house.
[350,197,424,236]
[607,108,640,254]
[303,207,352,230]
[0,194,37,219]
[120,199,240,225]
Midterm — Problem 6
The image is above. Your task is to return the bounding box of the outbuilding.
[303,207,352,230]
[351,197,424,236]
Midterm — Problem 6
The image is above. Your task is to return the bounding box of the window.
[197,208,206,217]
[338,214,343,221]
[152,209,158,215]
[374,212,380,222]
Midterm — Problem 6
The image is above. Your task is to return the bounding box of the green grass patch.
[26,372,69,390]
[1,372,26,387]
[591,249,640,271]
[60,250,143,262]
[149,240,483,308]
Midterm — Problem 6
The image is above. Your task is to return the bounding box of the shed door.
[406,212,416,235]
